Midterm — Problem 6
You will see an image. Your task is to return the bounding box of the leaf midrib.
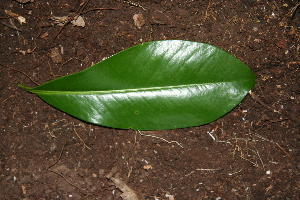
[25,80,250,95]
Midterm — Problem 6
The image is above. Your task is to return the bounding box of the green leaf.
[19,40,256,130]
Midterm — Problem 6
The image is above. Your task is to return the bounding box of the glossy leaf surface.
[19,40,256,130]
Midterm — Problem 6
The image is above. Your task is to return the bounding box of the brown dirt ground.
[1,0,299,199]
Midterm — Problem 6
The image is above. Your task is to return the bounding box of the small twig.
[52,0,91,41]
[170,33,186,39]
[26,29,41,54]
[5,31,42,85]
[62,56,86,65]
[204,0,211,20]
[79,0,91,12]
[52,1,120,42]
[184,168,222,177]
[195,168,222,171]
[1,95,16,106]
[106,166,118,179]
[138,130,184,148]
[48,169,90,194]
[290,2,300,18]
[0,20,22,31]
[1,63,40,86]
[47,137,70,171]
[253,118,290,132]
[203,0,216,21]
[52,2,119,41]
[47,136,99,195]
[80,7,121,15]
[275,143,292,160]
[249,90,278,112]
[228,168,243,176]
[52,18,69,42]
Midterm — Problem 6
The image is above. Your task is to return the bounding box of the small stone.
[99,169,105,177]
[133,13,145,29]
[50,47,63,63]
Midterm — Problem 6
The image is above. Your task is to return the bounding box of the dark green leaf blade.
[19,40,256,130]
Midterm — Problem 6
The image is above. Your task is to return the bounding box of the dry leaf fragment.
[51,15,85,27]
[110,177,139,200]
[283,3,289,7]
[5,10,26,25]
[167,194,175,200]
[71,16,85,27]
[19,50,26,55]
[143,165,152,170]
[51,16,69,26]
[106,166,118,179]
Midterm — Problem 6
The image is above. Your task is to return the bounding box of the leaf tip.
[18,84,33,91]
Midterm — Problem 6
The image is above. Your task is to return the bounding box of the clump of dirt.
[1,0,299,199]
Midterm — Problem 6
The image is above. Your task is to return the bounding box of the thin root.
[74,125,91,150]
[138,130,184,148]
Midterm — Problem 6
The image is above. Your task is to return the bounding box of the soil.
[1,0,299,199]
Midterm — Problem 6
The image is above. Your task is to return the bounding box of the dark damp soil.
[1,0,299,199]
